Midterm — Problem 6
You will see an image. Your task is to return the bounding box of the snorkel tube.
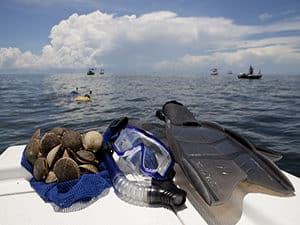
[102,117,186,207]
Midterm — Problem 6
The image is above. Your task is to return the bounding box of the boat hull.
[238,74,262,79]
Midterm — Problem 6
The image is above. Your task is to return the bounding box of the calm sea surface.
[0,73,299,177]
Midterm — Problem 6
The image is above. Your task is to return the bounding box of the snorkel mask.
[112,125,173,180]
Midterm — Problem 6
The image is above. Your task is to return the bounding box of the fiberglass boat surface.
[0,145,299,225]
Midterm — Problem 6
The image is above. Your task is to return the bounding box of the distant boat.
[210,68,218,75]
[227,71,233,75]
[258,69,262,75]
[99,68,104,75]
[238,65,262,79]
[87,68,95,75]
[238,73,262,79]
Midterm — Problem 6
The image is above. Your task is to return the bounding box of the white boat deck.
[0,145,299,225]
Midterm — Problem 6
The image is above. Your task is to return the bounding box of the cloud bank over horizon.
[1,10,300,74]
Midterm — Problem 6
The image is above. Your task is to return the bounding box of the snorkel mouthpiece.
[148,180,186,207]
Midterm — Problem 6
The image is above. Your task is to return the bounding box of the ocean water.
[0,73,299,177]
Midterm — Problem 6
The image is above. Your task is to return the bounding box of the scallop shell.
[53,157,80,182]
[40,132,61,156]
[26,129,41,165]
[49,127,67,139]
[79,164,99,174]
[76,150,96,163]
[46,144,62,168]
[82,131,103,153]
[45,171,57,183]
[61,130,83,152]
[33,157,49,181]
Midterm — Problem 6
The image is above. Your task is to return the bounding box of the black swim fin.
[157,101,294,205]
[128,118,283,162]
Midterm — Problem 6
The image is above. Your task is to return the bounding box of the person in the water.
[74,90,92,102]
[84,90,92,98]
[70,87,79,96]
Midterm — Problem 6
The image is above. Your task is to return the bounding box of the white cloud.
[280,10,296,16]
[155,42,300,73]
[155,33,300,73]
[1,10,300,74]
[258,13,273,22]
[0,47,39,69]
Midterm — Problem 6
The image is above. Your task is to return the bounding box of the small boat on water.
[238,65,262,79]
[100,68,104,75]
[238,73,262,79]
[87,68,95,75]
[210,68,218,75]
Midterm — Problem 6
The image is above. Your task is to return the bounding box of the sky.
[0,0,300,75]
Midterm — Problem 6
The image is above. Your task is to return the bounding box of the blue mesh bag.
[21,148,112,209]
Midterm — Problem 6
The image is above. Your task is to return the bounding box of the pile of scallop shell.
[25,127,104,183]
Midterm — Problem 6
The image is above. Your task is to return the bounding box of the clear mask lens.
[113,126,173,179]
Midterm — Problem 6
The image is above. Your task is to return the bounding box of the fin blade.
[182,156,247,205]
